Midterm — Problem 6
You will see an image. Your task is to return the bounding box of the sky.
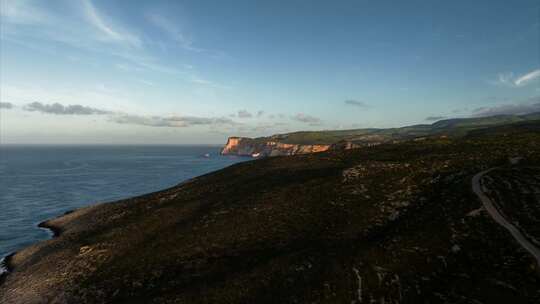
[0,0,539,144]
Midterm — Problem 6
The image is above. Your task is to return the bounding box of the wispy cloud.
[237,110,253,118]
[0,0,51,25]
[472,97,540,116]
[344,99,369,108]
[146,12,226,59]
[112,114,237,128]
[189,75,231,89]
[292,113,322,125]
[146,13,200,52]
[136,79,154,86]
[81,0,141,47]
[491,72,515,86]
[24,102,112,115]
[238,122,289,133]
[15,100,240,128]
[0,102,14,109]
[491,69,540,87]
[1,1,222,92]
[515,69,540,87]
[425,116,446,121]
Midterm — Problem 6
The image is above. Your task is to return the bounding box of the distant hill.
[276,112,540,144]
[222,112,540,157]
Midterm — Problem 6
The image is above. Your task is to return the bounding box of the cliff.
[221,136,333,157]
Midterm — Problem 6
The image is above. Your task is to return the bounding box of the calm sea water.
[0,145,246,273]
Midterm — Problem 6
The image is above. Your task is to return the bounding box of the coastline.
[0,214,69,286]
[0,207,75,283]
[0,253,13,283]
[0,173,204,288]
[0,145,244,288]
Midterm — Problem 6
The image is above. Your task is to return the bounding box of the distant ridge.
[221,112,540,157]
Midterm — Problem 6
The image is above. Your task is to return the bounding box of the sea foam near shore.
[0,256,9,276]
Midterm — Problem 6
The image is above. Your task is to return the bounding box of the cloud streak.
[0,0,51,25]
[24,102,112,115]
[237,110,253,118]
[515,69,540,87]
[112,114,237,128]
[292,113,322,125]
[147,13,200,52]
[472,97,540,116]
[492,69,540,87]
[0,102,14,109]
[18,101,240,128]
[344,99,369,108]
[425,116,446,121]
[82,0,141,47]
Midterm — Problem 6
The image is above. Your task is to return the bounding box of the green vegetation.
[251,112,540,145]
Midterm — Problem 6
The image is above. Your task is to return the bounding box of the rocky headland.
[221,136,335,157]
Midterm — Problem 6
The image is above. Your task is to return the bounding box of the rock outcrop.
[221,137,332,157]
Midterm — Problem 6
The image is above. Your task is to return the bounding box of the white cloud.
[472,97,540,116]
[111,114,237,128]
[24,102,112,115]
[491,69,540,87]
[344,99,370,108]
[0,0,51,25]
[145,12,227,59]
[0,84,141,114]
[146,13,201,52]
[81,0,141,47]
[492,72,514,86]
[292,113,322,125]
[237,110,253,118]
[189,75,231,90]
[514,69,540,87]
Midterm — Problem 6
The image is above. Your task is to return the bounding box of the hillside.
[1,122,540,303]
[221,112,540,156]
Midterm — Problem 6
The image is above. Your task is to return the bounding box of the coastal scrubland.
[1,122,540,303]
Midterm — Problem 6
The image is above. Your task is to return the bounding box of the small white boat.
[203,153,211,158]
[252,153,261,158]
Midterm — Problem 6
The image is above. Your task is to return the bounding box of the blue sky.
[1,0,539,144]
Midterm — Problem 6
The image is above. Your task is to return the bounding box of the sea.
[0,145,247,275]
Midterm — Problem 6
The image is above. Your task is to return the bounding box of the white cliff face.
[221,137,241,155]
[221,137,334,157]
[221,137,258,156]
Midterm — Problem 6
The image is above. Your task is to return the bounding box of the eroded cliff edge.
[220,136,335,157]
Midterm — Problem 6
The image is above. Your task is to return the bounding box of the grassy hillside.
[253,112,540,145]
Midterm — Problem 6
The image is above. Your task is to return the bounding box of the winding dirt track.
[472,168,540,266]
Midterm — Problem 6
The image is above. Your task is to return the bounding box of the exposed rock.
[220,136,332,157]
